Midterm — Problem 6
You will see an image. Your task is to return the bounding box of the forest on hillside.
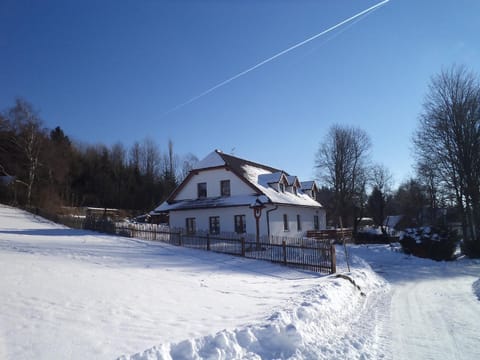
[0,99,198,213]
[0,97,437,224]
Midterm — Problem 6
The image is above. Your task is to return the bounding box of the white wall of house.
[169,206,261,235]
[175,168,255,200]
[266,205,326,238]
[169,204,326,239]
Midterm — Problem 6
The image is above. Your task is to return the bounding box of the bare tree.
[179,153,199,182]
[7,99,47,206]
[413,65,480,255]
[368,164,393,228]
[371,164,393,195]
[315,125,371,228]
[142,138,161,180]
[161,139,178,194]
[129,141,141,172]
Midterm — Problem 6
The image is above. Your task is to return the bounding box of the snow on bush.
[119,267,388,360]
[400,226,458,261]
[473,279,480,301]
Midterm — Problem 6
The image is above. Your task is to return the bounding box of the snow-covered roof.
[258,172,285,185]
[384,215,404,228]
[301,181,317,191]
[153,194,269,213]
[286,176,301,188]
[192,150,225,170]
[242,164,321,207]
[153,150,322,213]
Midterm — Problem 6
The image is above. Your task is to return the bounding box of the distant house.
[151,150,326,239]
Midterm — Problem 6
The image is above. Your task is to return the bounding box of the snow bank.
[473,279,480,301]
[119,266,388,360]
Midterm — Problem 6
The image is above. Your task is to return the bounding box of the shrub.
[354,230,390,244]
[461,239,480,258]
[400,226,458,261]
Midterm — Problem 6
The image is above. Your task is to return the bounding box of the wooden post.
[207,234,211,251]
[241,238,245,257]
[178,231,182,246]
[330,244,336,274]
[339,217,350,272]
[282,240,287,265]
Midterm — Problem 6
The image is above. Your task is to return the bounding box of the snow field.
[2,204,479,360]
[0,205,332,359]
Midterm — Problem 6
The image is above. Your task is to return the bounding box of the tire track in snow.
[331,275,392,360]
[391,275,479,360]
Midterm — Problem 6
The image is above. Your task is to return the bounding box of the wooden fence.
[306,229,353,243]
[23,208,336,274]
[103,222,336,274]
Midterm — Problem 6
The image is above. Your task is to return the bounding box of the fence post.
[282,240,287,265]
[207,234,211,251]
[241,238,245,257]
[330,244,336,274]
[178,231,183,246]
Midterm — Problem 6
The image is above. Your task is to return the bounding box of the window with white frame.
[296,214,301,231]
[314,215,319,230]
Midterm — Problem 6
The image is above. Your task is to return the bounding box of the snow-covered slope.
[2,204,479,360]
[0,205,385,359]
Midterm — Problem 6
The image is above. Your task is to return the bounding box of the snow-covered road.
[350,246,480,360]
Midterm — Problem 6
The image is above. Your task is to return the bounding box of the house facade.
[151,150,326,239]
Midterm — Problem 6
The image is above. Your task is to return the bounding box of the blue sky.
[1,0,480,186]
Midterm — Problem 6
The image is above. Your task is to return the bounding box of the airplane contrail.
[161,0,390,116]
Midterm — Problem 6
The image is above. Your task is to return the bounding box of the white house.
[151,150,326,239]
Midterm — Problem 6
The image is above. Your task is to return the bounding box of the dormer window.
[279,183,285,193]
[293,186,297,195]
[197,182,207,198]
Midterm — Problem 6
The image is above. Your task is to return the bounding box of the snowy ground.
[0,204,479,359]
[348,245,480,360]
